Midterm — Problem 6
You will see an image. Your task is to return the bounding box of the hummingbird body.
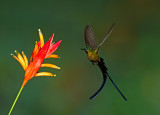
[82,23,127,101]
[86,49,99,63]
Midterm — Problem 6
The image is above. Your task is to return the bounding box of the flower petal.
[23,35,54,87]
[11,54,25,70]
[30,41,41,62]
[35,72,55,77]
[46,54,60,58]
[22,51,28,70]
[11,51,27,70]
[38,29,44,48]
[41,63,60,69]
[45,40,61,58]
[16,51,26,68]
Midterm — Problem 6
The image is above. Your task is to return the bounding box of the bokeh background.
[0,0,160,115]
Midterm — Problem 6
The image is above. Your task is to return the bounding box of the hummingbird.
[81,23,127,101]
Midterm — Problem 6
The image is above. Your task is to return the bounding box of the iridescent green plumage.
[82,23,127,100]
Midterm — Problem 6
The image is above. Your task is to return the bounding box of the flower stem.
[8,86,24,115]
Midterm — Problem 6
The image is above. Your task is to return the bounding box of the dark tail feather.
[106,72,127,101]
[99,57,127,101]
[89,74,107,99]
[89,58,107,100]
[90,57,127,101]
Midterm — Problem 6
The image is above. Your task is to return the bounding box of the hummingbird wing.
[96,23,115,50]
[89,57,108,99]
[84,24,97,50]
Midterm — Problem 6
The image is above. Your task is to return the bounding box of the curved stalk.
[8,86,24,115]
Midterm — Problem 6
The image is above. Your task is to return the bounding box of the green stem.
[8,86,24,115]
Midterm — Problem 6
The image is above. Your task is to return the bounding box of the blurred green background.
[1,0,160,114]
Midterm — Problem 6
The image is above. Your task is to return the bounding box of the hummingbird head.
[81,47,88,54]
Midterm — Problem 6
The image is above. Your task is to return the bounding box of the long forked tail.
[90,57,127,101]
[89,58,108,100]
[89,74,107,99]
[106,72,127,101]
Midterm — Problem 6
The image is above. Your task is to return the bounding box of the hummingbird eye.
[85,47,89,50]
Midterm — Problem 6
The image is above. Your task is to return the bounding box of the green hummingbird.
[81,23,127,101]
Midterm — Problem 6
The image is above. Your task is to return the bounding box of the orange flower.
[11,29,61,87]
[9,29,61,115]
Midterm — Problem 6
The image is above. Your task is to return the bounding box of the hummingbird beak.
[81,48,88,54]
[81,48,85,50]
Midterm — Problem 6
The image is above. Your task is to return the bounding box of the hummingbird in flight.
[81,23,127,101]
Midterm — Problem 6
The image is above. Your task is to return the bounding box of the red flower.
[9,29,61,115]
[11,29,61,88]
